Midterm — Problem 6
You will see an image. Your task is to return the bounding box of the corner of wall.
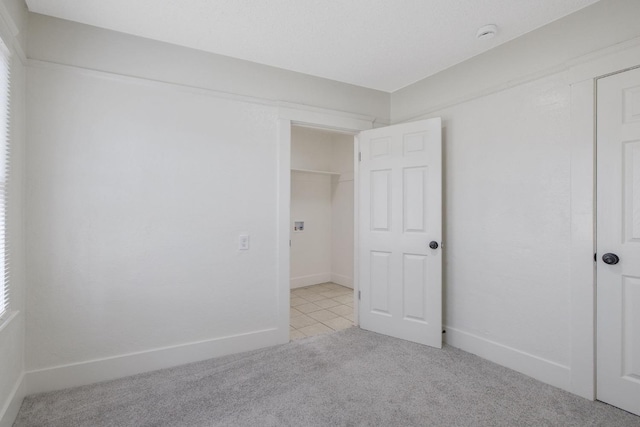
[0,373,25,427]
[0,0,28,424]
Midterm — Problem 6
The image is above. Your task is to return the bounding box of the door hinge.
[358,290,361,300]
[358,152,362,162]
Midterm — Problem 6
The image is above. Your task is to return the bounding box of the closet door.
[596,67,640,416]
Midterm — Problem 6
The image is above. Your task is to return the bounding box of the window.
[0,38,10,320]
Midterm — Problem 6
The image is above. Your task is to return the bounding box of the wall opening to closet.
[289,125,355,340]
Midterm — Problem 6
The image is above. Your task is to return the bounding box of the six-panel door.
[358,118,442,348]
[597,67,640,416]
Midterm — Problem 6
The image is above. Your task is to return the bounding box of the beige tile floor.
[290,282,354,340]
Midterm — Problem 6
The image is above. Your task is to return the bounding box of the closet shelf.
[291,168,341,176]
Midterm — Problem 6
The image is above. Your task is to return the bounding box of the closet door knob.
[602,253,619,265]
[429,241,439,250]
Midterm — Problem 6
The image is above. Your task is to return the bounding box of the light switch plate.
[239,234,249,250]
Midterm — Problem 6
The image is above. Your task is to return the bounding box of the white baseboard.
[290,273,332,289]
[0,373,25,427]
[331,273,353,288]
[25,328,280,395]
[444,326,572,392]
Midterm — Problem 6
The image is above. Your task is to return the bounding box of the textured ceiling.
[25,0,600,92]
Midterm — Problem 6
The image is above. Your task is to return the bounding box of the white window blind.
[0,38,10,321]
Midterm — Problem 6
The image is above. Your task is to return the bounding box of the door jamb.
[276,111,375,344]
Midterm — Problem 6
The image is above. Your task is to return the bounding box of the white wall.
[28,14,390,124]
[290,128,334,288]
[24,14,386,393]
[330,134,354,288]
[390,0,640,395]
[0,0,27,425]
[290,127,354,289]
[438,72,572,366]
[290,171,332,288]
[291,126,335,172]
[26,66,281,369]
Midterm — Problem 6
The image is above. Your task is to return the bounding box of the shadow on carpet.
[14,328,640,426]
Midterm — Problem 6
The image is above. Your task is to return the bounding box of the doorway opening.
[288,125,356,340]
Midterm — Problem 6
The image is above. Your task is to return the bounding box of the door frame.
[568,38,640,400]
[276,106,377,344]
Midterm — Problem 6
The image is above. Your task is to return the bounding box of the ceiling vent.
[476,24,498,40]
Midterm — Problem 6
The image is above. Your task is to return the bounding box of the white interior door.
[596,66,640,416]
[358,118,442,347]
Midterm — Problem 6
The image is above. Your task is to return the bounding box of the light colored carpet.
[14,328,640,427]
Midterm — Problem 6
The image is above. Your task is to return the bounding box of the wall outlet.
[238,234,249,250]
